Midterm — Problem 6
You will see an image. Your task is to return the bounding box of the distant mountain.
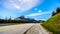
[17,16,44,23]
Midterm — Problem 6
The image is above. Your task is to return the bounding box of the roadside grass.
[42,13,60,34]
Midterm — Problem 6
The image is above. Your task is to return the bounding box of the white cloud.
[38,10,42,13]
[12,3,20,9]
[2,0,43,11]
[34,18,45,20]
[26,11,52,17]
[34,8,38,10]
[19,0,21,2]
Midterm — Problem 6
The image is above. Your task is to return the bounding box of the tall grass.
[42,13,60,34]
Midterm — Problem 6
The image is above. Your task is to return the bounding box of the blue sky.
[0,0,60,20]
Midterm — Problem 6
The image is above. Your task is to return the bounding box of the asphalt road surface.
[0,23,50,34]
[26,24,50,34]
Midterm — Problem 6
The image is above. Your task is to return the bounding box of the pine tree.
[52,11,56,16]
[56,7,60,13]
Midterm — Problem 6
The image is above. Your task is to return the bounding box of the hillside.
[42,13,60,34]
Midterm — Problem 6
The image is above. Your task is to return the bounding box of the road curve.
[0,23,35,34]
[0,23,50,34]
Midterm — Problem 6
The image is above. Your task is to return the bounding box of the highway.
[0,23,34,34]
[0,23,50,34]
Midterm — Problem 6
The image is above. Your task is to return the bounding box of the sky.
[0,0,60,20]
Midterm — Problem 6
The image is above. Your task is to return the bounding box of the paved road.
[0,23,50,34]
[0,23,34,34]
[26,24,50,34]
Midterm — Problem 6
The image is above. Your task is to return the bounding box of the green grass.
[42,13,60,34]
